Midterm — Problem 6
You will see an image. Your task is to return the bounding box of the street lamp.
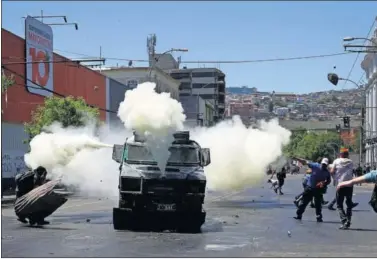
[342,36,377,53]
[343,37,376,44]
[327,72,365,164]
[148,48,188,78]
[327,73,362,89]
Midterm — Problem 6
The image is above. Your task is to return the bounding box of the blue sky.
[3,1,377,94]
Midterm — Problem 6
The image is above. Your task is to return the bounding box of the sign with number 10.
[25,16,54,97]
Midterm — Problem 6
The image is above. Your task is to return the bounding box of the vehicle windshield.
[126,144,200,164]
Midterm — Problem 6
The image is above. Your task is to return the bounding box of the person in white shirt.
[330,148,355,230]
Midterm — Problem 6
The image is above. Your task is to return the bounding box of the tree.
[1,73,15,93]
[283,127,306,157]
[24,96,100,141]
[284,130,342,161]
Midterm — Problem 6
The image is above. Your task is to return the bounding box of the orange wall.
[1,29,106,123]
[1,29,45,123]
[53,54,106,121]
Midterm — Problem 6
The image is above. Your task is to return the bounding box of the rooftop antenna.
[99,46,102,73]
[177,56,181,68]
[147,33,157,65]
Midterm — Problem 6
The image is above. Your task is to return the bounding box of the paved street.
[2,175,377,257]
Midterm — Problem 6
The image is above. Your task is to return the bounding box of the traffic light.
[336,124,341,133]
[343,116,350,128]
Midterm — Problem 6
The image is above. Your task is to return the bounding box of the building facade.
[179,95,215,128]
[168,68,226,123]
[361,27,377,167]
[97,67,180,101]
[1,28,127,189]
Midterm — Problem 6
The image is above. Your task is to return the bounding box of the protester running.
[329,148,356,230]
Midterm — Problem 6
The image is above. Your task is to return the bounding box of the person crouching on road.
[15,166,50,225]
[293,157,331,222]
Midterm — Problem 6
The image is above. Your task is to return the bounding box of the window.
[192,83,216,88]
[170,72,190,79]
[198,94,216,100]
[192,72,216,78]
[127,145,199,164]
[179,82,191,90]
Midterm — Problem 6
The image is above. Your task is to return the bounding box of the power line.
[53,48,352,64]
[342,17,376,89]
[1,65,117,114]
[357,72,366,85]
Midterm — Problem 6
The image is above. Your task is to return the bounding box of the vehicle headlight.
[188,180,206,194]
[120,177,142,192]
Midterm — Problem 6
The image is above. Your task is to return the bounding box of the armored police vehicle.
[112,131,211,233]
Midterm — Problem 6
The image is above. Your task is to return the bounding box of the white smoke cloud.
[24,122,112,171]
[117,82,185,134]
[190,116,291,191]
[23,81,291,199]
[117,82,186,173]
[24,122,132,199]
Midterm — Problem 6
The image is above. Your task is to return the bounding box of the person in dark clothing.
[267,166,273,176]
[271,167,286,195]
[355,164,363,185]
[15,166,49,225]
[293,158,331,222]
[15,170,35,223]
[294,169,312,207]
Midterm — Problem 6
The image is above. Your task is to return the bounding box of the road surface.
[2,176,376,257]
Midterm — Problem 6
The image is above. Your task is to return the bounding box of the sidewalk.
[1,189,75,205]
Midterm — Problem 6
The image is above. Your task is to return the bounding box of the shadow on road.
[348,228,377,232]
[212,200,296,210]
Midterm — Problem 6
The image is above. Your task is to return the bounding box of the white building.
[275,107,290,117]
[94,66,180,100]
[360,27,377,167]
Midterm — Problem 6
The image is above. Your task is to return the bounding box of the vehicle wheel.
[113,208,133,230]
[177,223,202,234]
[176,218,203,234]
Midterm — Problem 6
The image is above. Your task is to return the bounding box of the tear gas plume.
[23,81,291,198]
[270,156,288,172]
[24,122,132,199]
[117,82,185,135]
[24,123,112,170]
[117,82,186,173]
[190,116,291,191]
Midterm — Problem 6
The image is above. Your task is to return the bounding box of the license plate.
[156,204,176,211]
